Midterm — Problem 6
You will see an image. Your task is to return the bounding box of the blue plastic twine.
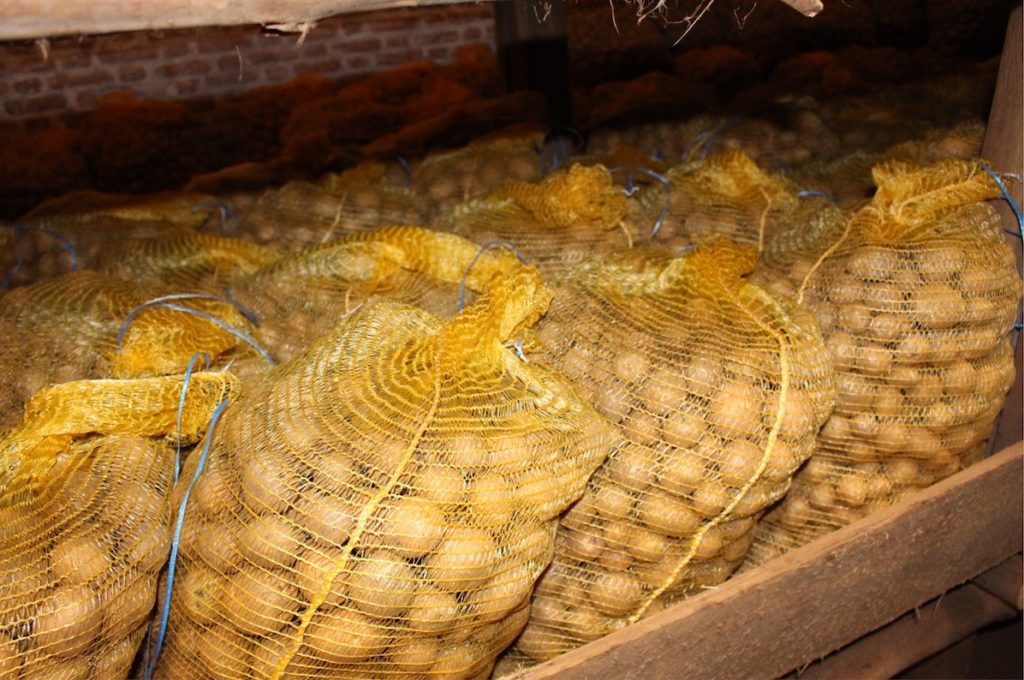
[144,398,230,680]
[685,115,745,160]
[797,189,840,204]
[456,240,527,313]
[623,167,673,238]
[173,352,212,483]
[117,296,274,365]
[396,154,412,186]
[979,162,1023,240]
[193,199,237,232]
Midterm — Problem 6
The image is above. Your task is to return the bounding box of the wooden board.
[515,443,1023,680]
[0,0,481,40]
[0,0,823,40]
[983,7,1024,454]
[798,562,1021,679]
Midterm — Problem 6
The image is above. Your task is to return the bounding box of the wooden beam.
[0,0,481,40]
[515,443,1023,680]
[973,554,1024,610]
[778,0,823,18]
[982,7,1024,455]
[796,581,1018,679]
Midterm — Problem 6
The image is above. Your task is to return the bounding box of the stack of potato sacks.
[149,228,613,678]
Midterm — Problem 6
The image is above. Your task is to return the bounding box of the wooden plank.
[973,553,1024,610]
[797,583,1018,680]
[517,443,1024,680]
[778,0,823,17]
[983,7,1024,455]
[0,0,482,40]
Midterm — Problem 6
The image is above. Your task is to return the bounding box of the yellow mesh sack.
[97,231,281,290]
[226,165,426,252]
[411,132,544,215]
[746,159,1022,566]
[502,238,835,666]
[0,271,262,427]
[1,192,221,288]
[0,373,238,679]
[151,236,612,679]
[640,150,800,251]
[441,164,636,278]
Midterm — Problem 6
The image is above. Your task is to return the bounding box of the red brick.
[12,78,43,94]
[174,77,202,97]
[50,50,93,69]
[162,40,194,58]
[463,26,484,41]
[427,46,454,61]
[346,56,372,71]
[245,49,290,65]
[118,65,148,82]
[385,35,409,48]
[297,58,343,74]
[217,54,242,73]
[156,60,211,77]
[74,89,99,109]
[264,63,292,81]
[47,69,115,88]
[376,49,425,67]
[196,31,254,54]
[204,71,260,88]
[96,46,160,64]
[332,37,383,53]
[363,17,419,33]
[413,30,460,47]
[4,93,68,117]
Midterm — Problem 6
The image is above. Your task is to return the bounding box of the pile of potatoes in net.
[744,159,1022,565]
[0,373,237,679]
[496,238,836,669]
[151,239,612,678]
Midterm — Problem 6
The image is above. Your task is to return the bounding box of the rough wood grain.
[778,0,823,17]
[0,0,480,39]
[973,553,1024,610]
[517,443,1023,680]
[796,582,1018,679]
[983,7,1023,455]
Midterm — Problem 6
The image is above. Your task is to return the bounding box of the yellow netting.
[410,132,544,215]
[746,159,1022,565]
[501,237,835,667]
[0,271,261,427]
[640,150,800,252]
[152,228,612,679]
[224,165,426,252]
[440,164,636,278]
[0,373,238,679]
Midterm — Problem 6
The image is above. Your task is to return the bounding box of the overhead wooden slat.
[0,0,824,41]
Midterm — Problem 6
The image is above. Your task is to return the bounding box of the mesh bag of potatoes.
[1,191,221,289]
[439,164,639,278]
[411,131,544,217]
[150,232,612,679]
[638,150,799,252]
[0,372,238,679]
[0,270,264,428]
[224,163,427,252]
[745,159,1022,565]
[499,237,835,668]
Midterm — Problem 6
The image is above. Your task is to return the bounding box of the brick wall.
[0,4,495,120]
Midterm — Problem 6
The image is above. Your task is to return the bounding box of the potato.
[613,350,649,384]
[427,527,498,592]
[223,567,297,637]
[591,482,634,521]
[690,479,732,518]
[658,452,706,495]
[589,569,643,618]
[467,473,514,528]
[660,409,705,450]
[237,513,303,570]
[177,567,226,624]
[294,548,346,608]
[346,550,418,619]
[607,443,657,491]
[196,627,251,678]
[560,525,605,561]
[20,653,91,680]
[470,564,534,623]
[414,464,467,506]
[305,607,389,665]
[0,631,18,677]
[50,534,112,586]
[391,637,442,671]
[636,491,702,537]
[716,439,764,488]
[405,583,462,634]
[102,574,156,643]
[191,460,232,516]
[680,356,722,399]
[239,451,299,513]
[31,585,103,657]
[514,621,574,661]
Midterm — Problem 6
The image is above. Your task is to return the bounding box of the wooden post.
[494,0,572,127]
[982,7,1023,454]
